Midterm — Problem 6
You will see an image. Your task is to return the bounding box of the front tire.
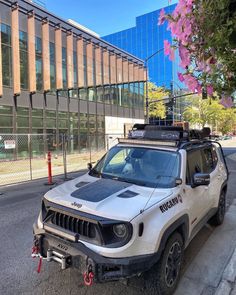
[210,190,226,226]
[146,232,184,295]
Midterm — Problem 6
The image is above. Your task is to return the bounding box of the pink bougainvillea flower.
[158,8,166,25]
[183,74,199,92]
[186,0,194,6]
[197,84,202,94]
[207,85,214,96]
[164,40,171,55]
[177,72,185,82]
[179,43,191,68]
[220,96,234,108]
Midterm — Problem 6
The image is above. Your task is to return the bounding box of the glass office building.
[0,0,146,152]
[103,4,180,90]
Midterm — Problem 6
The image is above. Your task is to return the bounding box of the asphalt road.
[0,148,236,295]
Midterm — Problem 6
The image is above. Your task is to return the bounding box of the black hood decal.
[118,190,139,198]
[71,178,131,202]
[75,181,90,188]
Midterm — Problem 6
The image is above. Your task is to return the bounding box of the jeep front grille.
[49,210,96,239]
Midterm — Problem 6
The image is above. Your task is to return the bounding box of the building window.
[19,31,28,90]
[49,42,56,91]
[110,85,118,105]
[79,88,87,100]
[134,82,139,108]
[46,110,56,138]
[97,86,103,103]
[123,84,129,107]
[16,107,29,133]
[89,114,96,150]
[104,86,111,104]
[35,37,43,92]
[139,82,144,109]
[129,83,134,108]
[118,84,123,106]
[79,113,88,152]
[1,23,12,87]
[58,111,68,131]
[62,47,67,89]
[88,87,95,101]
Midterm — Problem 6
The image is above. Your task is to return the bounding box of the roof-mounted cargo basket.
[129,124,189,142]
[118,124,212,148]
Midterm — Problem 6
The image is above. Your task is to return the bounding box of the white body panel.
[39,142,228,259]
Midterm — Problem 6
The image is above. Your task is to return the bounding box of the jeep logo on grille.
[71,201,82,209]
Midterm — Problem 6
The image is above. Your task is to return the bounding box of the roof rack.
[120,124,212,148]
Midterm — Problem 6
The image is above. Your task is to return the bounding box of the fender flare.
[220,180,228,194]
[158,214,189,254]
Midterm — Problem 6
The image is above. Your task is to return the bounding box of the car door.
[185,149,210,231]
[201,145,221,208]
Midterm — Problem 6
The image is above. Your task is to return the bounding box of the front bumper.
[33,223,161,282]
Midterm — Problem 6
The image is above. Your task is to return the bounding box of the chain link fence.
[0,133,124,186]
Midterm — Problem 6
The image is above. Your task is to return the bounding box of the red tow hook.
[37,257,43,273]
[83,271,94,286]
[31,246,39,257]
[31,245,43,273]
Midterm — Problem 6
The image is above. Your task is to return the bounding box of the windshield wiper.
[111,176,147,187]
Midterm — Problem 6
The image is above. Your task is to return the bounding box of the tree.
[218,109,236,134]
[145,82,168,119]
[159,0,236,105]
[183,97,223,128]
[183,96,236,133]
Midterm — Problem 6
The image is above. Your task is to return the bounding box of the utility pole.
[144,48,164,123]
[170,81,174,124]
[145,67,149,123]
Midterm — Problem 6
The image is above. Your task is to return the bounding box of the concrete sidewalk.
[175,201,236,295]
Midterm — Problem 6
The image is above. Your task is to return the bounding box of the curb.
[214,237,236,295]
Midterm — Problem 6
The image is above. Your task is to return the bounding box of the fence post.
[28,134,33,180]
[89,134,92,164]
[44,151,54,185]
[63,134,67,180]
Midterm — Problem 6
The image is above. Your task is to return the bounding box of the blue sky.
[43,0,178,36]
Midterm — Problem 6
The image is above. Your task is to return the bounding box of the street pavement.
[0,145,236,295]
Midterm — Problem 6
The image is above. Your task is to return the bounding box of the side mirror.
[192,173,210,187]
[87,163,92,171]
[175,178,182,186]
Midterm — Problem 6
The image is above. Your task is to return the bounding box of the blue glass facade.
[102,4,180,90]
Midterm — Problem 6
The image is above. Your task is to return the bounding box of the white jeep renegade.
[33,125,228,294]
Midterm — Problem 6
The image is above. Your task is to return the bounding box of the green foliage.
[145,82,168,119]
[163,0,236,98]
[196,0,236,96]
[217,108,236,134]
[183,96,236,133]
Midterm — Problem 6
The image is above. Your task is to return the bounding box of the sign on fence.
[4,140,16,149]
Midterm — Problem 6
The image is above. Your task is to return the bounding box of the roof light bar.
[118,138,177,147]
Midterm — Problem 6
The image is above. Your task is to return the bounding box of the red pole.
[47,151,53,185]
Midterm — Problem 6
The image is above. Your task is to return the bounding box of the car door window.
[201,146,218,173]
[186,150,204,185]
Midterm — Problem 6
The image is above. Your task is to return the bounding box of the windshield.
[90,146,180,188]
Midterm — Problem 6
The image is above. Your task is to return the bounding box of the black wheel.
[210,190,226,226]
[145,232,184,295]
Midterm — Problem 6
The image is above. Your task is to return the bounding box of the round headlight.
[113,224,127,238]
